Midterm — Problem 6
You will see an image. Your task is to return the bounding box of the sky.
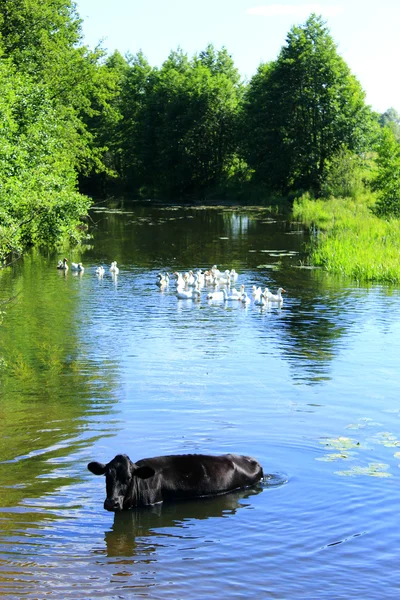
[75,0,400,114]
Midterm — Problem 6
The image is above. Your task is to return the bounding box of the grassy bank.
[293,193,400,283]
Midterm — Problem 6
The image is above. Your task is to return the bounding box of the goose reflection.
[103,485,263,558]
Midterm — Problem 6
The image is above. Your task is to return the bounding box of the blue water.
[0,204,400,598]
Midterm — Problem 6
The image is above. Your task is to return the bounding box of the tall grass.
[293,193,400,282]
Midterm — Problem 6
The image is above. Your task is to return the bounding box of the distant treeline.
[0,2,399,260]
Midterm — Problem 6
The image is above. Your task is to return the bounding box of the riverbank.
[293,193,400,283]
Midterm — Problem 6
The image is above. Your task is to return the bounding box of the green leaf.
[335,463,391,478]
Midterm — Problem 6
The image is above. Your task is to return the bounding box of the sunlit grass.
[293,193,400,282]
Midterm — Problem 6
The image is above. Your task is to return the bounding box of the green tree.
[380,107,400,142]
[78,50,127,196]
[0,0,110,260]
[0,0,120,178]
[372,127,400,218]
[321,147,369,198]
[190,46,245,189]
[0,0,82,73]
[242,14,372,195]
[117,50,154,191]
[119,45,244,198]
[0,61,91,259]
[0,0,124,260]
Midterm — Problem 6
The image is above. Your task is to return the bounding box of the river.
[0,202,400,598]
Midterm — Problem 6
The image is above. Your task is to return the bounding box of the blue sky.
[75,0,400,114]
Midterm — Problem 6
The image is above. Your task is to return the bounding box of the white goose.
[241,292,251,304]
[194,270,205,287]
[262,287,273,301]
[204,270,219,285]
[222,288,242,301]
[173,272,186,289]
[229,269,238,283]
[216,270,231,285]
[176,288,201,300]
[110,261,119,275]
[71,262,84,272]
[211,265,221,280]
[96,266,105,276]
[226,288,241,300]
[156,272,169,287]
[57,258,68,271]
[254,292,267,307]
[186,271,203,287]
[184,271,196,286]
[268,287,286,303]
[206,289,226,301]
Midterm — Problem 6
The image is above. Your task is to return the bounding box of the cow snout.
[104,497,123,512]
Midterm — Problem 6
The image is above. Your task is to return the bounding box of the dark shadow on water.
[103,485,265,557]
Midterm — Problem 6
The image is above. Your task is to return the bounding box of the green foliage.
[371,127,400,218]
[0,2,397,256]
[117,50,154,189]
[0,0,122,173]
[293,193,400,282]
[118,45,245,198]
[242,14,373,195]
[0,1,123,260]
[317,418,400,478]
[380,107,400,141]
[77,49,126,194]
[0,60,91,259]
[320,147,371,199]
[0,0,82,71]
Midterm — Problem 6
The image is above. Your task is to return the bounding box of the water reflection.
[0,249,120,510]
[281,297,347,384]
[2,204,400,599]
[278,278,400,384]
[102,486,263,558]
[83,204,400,390]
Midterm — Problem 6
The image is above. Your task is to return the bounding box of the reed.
[293,193,400,282]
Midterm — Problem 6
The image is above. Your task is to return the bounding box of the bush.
[371,127,400,218]
[0,62,91,260]
[320,147,368,199]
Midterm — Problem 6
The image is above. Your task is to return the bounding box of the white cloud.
[247,4,344,18]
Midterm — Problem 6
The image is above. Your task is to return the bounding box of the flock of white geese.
[56,259,285,305]
[56,258,119,276]
[157,265,286,306]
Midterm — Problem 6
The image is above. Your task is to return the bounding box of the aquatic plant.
[293,193,400,282]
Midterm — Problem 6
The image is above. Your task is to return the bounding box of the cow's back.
[136,453,263,501]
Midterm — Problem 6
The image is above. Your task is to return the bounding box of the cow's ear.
[88,461,107,476]
[134,465,155,480]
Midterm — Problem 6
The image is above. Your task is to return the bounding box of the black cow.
[87,453,264,511]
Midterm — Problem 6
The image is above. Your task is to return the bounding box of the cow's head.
[88,454,155,511]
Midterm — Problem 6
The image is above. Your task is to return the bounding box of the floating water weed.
[335,463,391,478]
[318,417,400,478]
